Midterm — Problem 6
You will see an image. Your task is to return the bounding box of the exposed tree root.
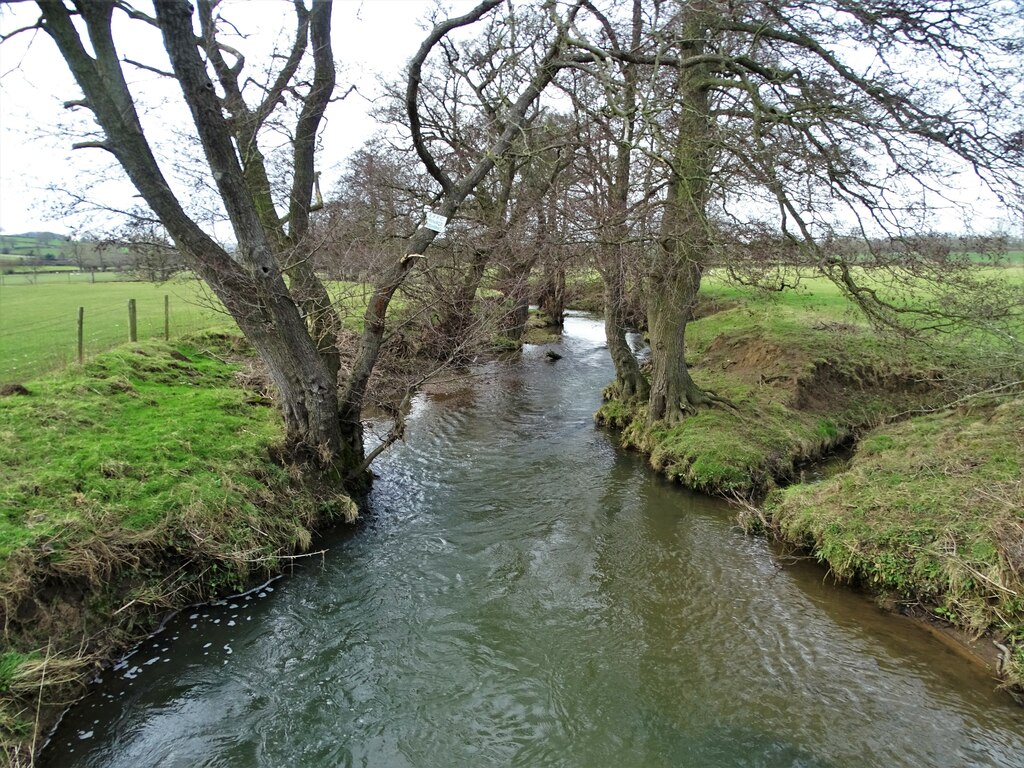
[682,386,739,414]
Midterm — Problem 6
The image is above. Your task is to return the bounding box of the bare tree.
[17,0,581,476]
[337,0,584,436]
[557,0,652,399]
[366,5,579,349]
[25,0,358,466]
[565,0,1024,424]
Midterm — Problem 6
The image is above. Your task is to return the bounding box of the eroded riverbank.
[0,336,357,763]
[597,288,1024,693]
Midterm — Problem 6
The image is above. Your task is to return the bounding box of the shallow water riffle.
[44,313,1024,768]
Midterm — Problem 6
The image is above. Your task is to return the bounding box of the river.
[43,313,1024,767]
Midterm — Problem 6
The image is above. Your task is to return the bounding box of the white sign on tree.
[425,211,448,233]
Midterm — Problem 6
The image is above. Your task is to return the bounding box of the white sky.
[0,0,472,236]
[0,1,1018,239]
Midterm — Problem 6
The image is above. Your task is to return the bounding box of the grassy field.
[0,270,130,284]
[0,278,231,383]
[0,276,378,384]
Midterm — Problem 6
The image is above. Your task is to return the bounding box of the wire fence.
[0,278,228,384]
[0,270,131,285]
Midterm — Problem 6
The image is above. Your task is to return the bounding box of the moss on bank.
[596,279,1024,692]
[597,283,946,496]
[0,335,356,762]
[768,398,1024,687]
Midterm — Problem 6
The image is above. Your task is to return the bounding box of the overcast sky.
[0,0,471,236]
[0,1,1018,239]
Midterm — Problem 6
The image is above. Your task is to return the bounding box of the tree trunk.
[537,260,566,328]
[156,0,348,464]
[234,289,342,461]
[601,249,648,400]
[646,254,703,424]
[646,16,713,425]
[286,259,342,384]
[435,248,490,359]
[498,257,537,340]
[594,0,648,402]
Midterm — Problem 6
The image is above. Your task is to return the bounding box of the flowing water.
[43,314,1024,767]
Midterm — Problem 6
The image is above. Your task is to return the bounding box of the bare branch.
[121,56,175,77]
[0,18,43,44]
[71,140,113,152]
[405,0,504,195]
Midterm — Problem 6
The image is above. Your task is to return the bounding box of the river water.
[44,314,1024,767]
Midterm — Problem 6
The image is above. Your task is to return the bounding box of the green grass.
[0,278,231,383]
[604,269,1022,495]
[0,335,351,571]
[0,653,35,697]
[0,269,123,283]
[0,335,356,757]
[973,249,1024,266]
[768,398,1024,684]
[0,339,273,561]
[601,273,968,494]
[0,264,78,272]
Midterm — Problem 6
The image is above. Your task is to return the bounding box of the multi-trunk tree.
[26,0,581,478]
[566,0,1023,424]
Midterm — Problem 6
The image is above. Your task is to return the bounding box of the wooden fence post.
[164,294,170,340]
[77,307,84,364]
[128,298,137,342]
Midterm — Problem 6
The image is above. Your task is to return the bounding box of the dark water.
[44,314,1024,767]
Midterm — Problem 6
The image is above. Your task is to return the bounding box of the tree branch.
[405,0,504,196]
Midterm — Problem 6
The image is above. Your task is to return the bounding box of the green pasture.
[0,277,374,384]
[980,249,1023,266]
[0,279,230,383]
[703,265,1023,342]
[0,264,79,272]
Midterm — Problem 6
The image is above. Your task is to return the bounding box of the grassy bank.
[0,335,356,762]
[767,398,1024,686]
[598,277,957,494]
[595,273,1024,690]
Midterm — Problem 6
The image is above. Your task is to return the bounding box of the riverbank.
[766,398,1024,692]
[594,279,1024,694]
[0,335,356,763]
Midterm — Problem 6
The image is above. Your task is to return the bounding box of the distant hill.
[0,231,74,264]
[0,232,73,261]
[16,231,67,241]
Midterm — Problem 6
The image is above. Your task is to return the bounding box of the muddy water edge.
[43,313,1024,767]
